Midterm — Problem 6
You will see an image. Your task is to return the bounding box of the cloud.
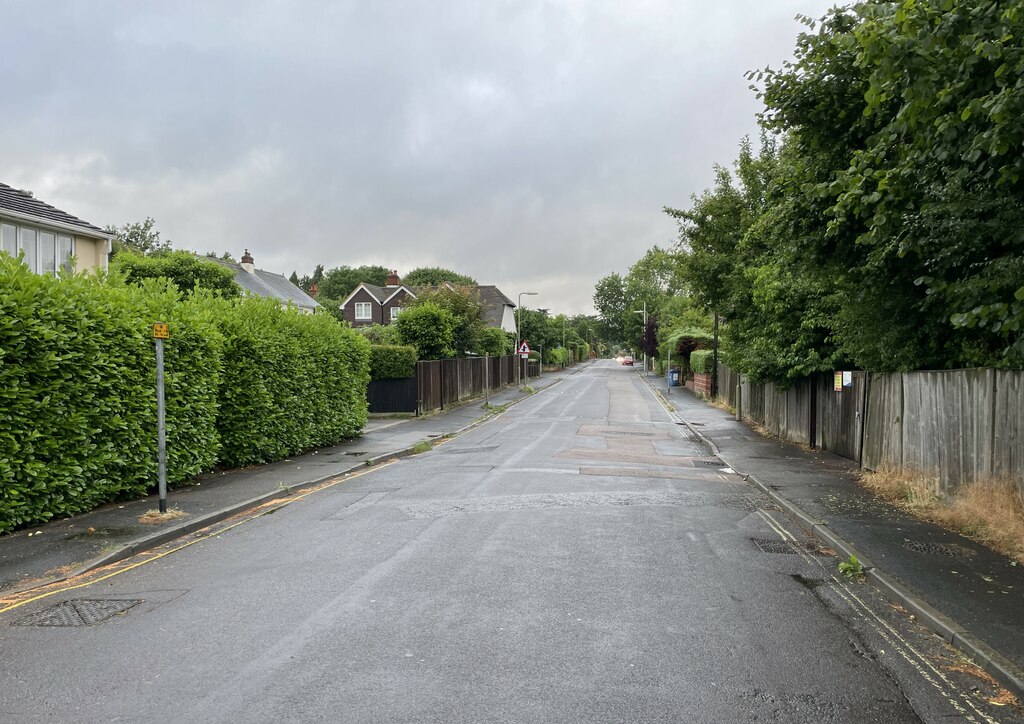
[3,0,835,314]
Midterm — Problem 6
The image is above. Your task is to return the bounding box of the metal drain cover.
[13,599,142,627]
[752,538,832,556]
[903,540,976,558]
[694,458,725,467]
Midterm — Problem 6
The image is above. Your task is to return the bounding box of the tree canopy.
[111,250,240,297]
[106,217,172,258]
[403,267,477,286]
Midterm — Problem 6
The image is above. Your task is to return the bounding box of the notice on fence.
[834,372,843,391]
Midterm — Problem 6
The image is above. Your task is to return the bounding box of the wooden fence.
[415,355,538,415]
[717,364,1024,495]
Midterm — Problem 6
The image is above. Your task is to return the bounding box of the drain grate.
[602,430,658,438]
[13,599,142,627]
[694,458,725,467]
[904,540,975,558]
[752,538,832,556]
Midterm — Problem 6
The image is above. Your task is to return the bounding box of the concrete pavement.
[0,364,585,597]
[656,373,1024,697]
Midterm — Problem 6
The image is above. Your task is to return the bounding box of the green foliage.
[369,345,417,379]
[394,301,457,359]
[547,347,568,365]
[403,267,477,286]
[478,326,514,356]
[317,265,389,299]
[689,350,714,375]
[0,259,370,531]
[593,273,626,342]
[356,323,403,346]
[111,250,241,297]
[838,554,865,579]
[214,299,369,467]
[405,287,485,356]
[106,217,172,258]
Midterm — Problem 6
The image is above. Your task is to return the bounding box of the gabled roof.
[209,257,320,310]
[0,182,110,237]
[340,283,416,309]
[475,285,515,327]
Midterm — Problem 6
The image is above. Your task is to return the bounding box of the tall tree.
[403,267,477,286]
[106,217,172,258]
[593,273,626,343]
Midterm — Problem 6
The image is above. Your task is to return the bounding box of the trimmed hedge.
[0,257,369,531]
[369,345,417,380]
[690,349,714,374]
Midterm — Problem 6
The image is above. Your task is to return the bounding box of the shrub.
[0,258,222,531]
[356,323,402,346]
[111,250,240,297]
[690,349,714,374]
[478,327,514,357]
[394,301,456,359]
[0,258,370,531]
[548,347,568,365]
[214,298,369,467]
[369,345,418,379]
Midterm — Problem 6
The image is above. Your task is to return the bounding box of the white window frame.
[0,220,75,275]
[389,306,401,322]
[354,302,372,320]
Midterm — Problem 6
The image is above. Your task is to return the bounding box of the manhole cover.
[14,599,142,627]
[752,538,832,556]
[903,540,976,558]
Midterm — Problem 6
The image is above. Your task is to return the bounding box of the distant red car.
[622,356,634,366]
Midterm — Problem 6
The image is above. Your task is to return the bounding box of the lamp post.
[633,302,647,374]
[517,291,537,386]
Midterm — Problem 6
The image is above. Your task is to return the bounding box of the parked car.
[621,356,634,366]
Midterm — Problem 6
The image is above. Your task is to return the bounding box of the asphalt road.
[1,361,1018,722]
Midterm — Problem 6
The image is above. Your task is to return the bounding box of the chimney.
[240,249,255,274]
[386,269,400,286]
[309,282,318,298]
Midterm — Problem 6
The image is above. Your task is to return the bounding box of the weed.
[410,441,432,455]
[520,385,535,394]
[138,507,188,525]
[838,554,865,579]
[860,467,1024,564]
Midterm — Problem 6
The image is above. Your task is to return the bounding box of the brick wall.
[684,372,713,397]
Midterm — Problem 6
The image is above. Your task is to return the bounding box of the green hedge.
[0,257,370,531]
[369,345,417,380]
[690,349,714,374]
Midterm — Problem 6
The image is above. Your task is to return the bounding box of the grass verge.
[860,466,1024,564]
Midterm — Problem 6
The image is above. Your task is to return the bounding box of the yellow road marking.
[0,460,397,615]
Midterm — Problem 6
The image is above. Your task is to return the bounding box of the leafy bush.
[0,258,222,531]
[214,298,369,467]
[394,301,456,359]
[478,327,514,357]
[356,323,402,346]
[0,258,370,531]
[111,250,240,297]
[690,349,714,374]
[548,347,568,365]
[369,345,418,379]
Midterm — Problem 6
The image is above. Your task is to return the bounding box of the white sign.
[517,341,531,355]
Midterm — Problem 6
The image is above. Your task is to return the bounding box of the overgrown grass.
[860,466,1024,563]
[138,507,188,525]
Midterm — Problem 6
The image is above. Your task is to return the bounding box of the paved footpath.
[656,374,1024,696]
[0,365,585,598]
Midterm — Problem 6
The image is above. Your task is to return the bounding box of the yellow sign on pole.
[152,323,170,339]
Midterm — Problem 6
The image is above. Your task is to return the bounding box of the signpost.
[153,323,170,513]
[518,341,531,386]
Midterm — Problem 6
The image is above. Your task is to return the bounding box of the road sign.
[517,341,531,355]
[152,322,170,339]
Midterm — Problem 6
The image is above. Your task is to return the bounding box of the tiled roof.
[209,257,320,310]
[0,182,108,236]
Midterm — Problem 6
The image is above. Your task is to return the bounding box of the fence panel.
[862,372,903,471]
[367,378,417,413]
[994,371,1024,495]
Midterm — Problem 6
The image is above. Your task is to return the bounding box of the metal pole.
[667,346,671,394]
[539,344,543,377]
[485,353,489,405]
[155,337,167,514]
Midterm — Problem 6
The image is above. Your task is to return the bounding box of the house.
[0,182,112,275]
[210,250,320,314]
[340,270,516,332]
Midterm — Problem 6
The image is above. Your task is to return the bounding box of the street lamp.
[517,291,537,385]
[633,301,647,374]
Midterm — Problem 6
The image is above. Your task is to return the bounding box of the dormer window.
[355,302,372,320]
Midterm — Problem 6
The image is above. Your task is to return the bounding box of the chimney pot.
[386,269,400,286]
[240,249,255,273]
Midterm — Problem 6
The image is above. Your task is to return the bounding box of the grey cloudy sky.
[5,0,835,315]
